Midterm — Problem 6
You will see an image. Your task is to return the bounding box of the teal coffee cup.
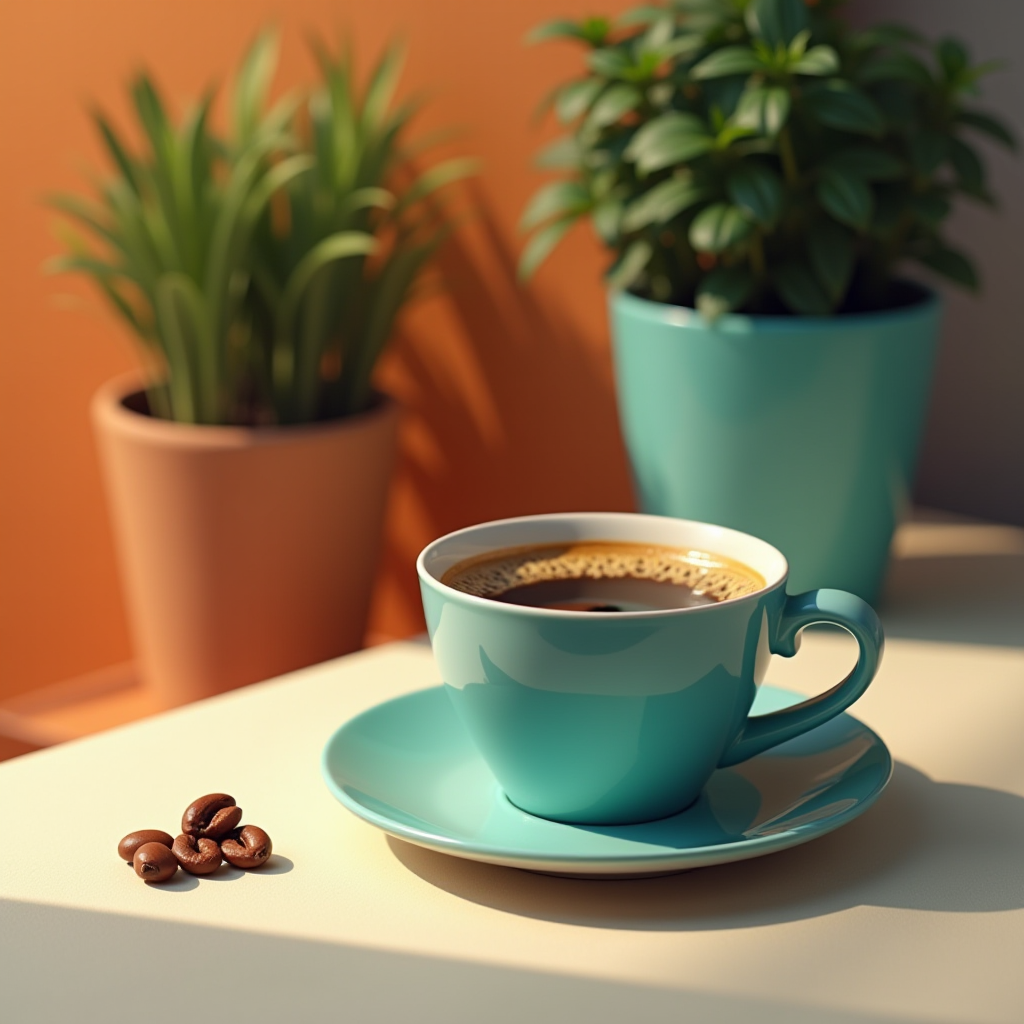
[417,513,883,825]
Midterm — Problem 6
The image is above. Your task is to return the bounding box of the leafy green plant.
[49,31,474,424]
[520,0,1016,317]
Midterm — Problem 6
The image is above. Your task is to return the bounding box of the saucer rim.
[321,685,893,874]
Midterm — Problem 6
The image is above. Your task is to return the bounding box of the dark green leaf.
[621,177,708,231]
[807,218,855,303]
[744,0,808,48]
[869,81,917,128]
[519,218,576,280]
[520,182,591,230]
[555,79,604,124]
[733,86,791,136]
[690,46,762,80]
[92,111,140,194]
[696,267,754,320]
[587,84,642,128]
[606,239,653,290]
[915,241,978,289]
[937,38,969,81]
[957,110,1017,150]
[825,146,906,181]
[849,24,924,50]
[791,47,839,77]
[625,112,715,173]
[948,138,985,193]
[688,203,753,253]
[817,168,874,230]
[855,53,931,87]
[910,192,951,228]
[908,131,948,175]
[727,164,783,225]
[804,82,885,137]
[580,17,613,46]
[773,260,833,314]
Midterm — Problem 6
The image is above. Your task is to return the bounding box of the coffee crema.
[441,541,765,612]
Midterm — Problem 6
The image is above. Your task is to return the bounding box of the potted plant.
[49,32,474,705]
[520,0,1015,602]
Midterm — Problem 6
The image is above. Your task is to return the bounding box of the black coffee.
[441,541,764,612]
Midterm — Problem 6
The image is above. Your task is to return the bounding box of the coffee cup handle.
[718,589,884,768]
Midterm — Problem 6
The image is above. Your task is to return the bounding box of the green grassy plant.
[520,0,1015,318]
[49,31,474,424]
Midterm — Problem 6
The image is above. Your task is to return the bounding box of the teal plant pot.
[609,288,942,603]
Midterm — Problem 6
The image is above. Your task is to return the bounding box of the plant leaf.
[520,181,592,230]
[688,203,752,253]
[854,53,932,86]
[587,48,633,80]
[621,177,708,231]
[804,82,885,137]
[791,46,839,77]
[527,19,587,45]
[807,218,855,303]
[696,266,754,320]
[915,241,978,290]
[555,79,605,124]
[232,29,279,144]
[937,38,969,82]
[817,167,874,230]
[587,83,642,129]
[362,41,406,132]
[394,157,478,214]
[518,217,575,279]
[948,138,986,193]
[592,199,623,243]
[956,110,1017,150]
[910,191,951,228]
[825,146,906,181]
[732,86,790,136]
[625,111,714,173]
[690,46,761,81]
[744,0,809,48]
[535,136,582,168]
[907,131,948,175]
[605,238,653,291]
[727,164,783,225]
[773,260,833,314]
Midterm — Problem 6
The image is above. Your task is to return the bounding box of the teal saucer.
[321,685,892,877]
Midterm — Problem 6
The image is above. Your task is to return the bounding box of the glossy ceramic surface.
[418,512,883,824]
[322,684,892,877]
[609,289,942,603]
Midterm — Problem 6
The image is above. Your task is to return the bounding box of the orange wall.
[0,0,637,699]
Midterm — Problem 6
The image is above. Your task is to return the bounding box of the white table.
[2,515,1023,1023]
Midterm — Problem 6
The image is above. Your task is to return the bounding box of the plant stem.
[778,127,800,186]
[749,230,766,281]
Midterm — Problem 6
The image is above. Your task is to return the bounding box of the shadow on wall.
[370,186,635,637]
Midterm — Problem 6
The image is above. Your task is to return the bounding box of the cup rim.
[416,512,789,619]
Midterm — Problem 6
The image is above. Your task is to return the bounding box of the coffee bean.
[181,793,242,840]
[172,834,223,875]
[118,830,174,863]
[221,825,273,869]
[134,842,179,883]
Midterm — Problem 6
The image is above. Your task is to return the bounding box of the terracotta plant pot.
[92,374,399,706]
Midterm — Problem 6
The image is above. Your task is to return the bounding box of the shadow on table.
[389,762,1024,930]
[135,855,294,893]
[879,548,1024,648]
